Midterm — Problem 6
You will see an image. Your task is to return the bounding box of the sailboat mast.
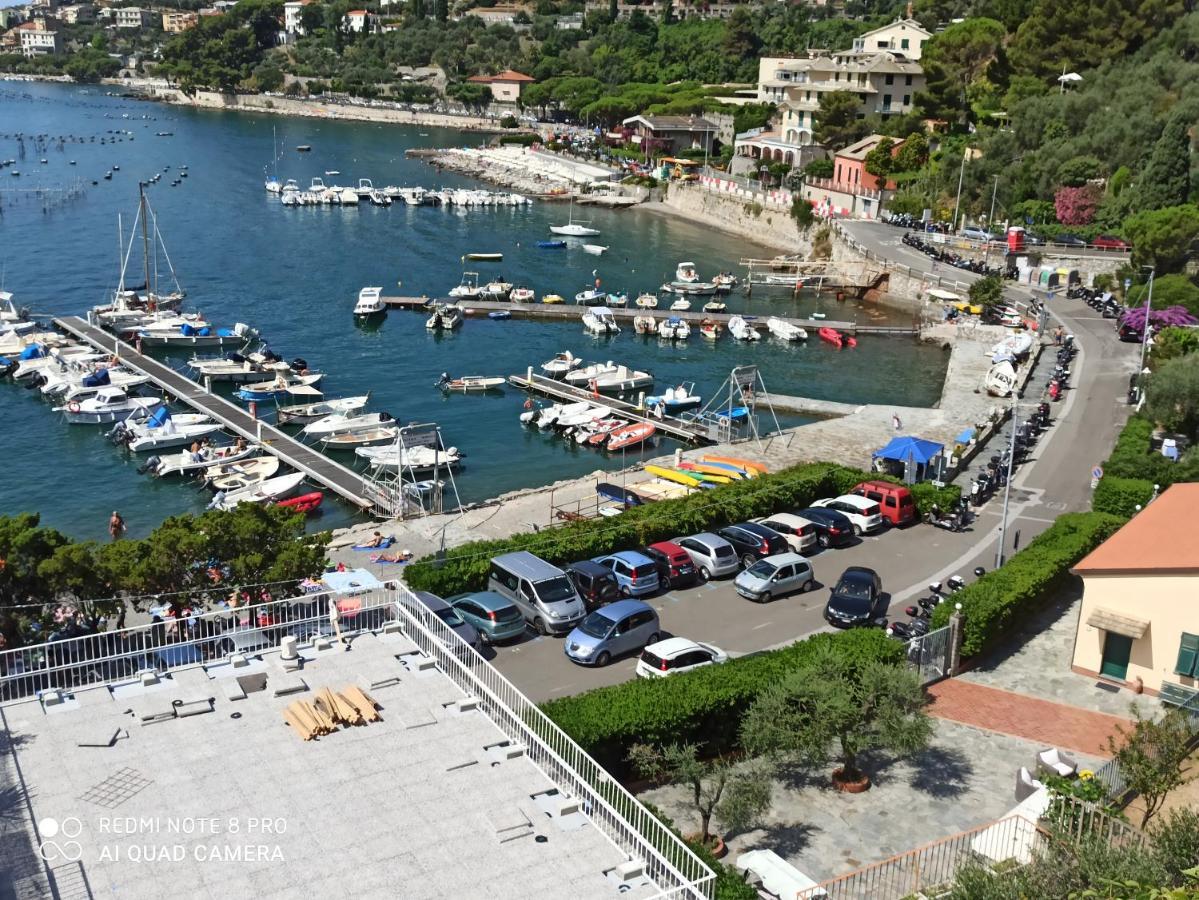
[139,184,151,297]
[116,213,124,291]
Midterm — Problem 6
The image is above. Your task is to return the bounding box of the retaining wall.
[659,183,811,254]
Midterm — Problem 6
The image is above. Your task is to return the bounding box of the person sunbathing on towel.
[363,531,386,548]
[371,548,413,564]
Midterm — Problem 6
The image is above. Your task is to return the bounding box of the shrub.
[930,512,1125,656]
[542,628,902,776]
[498,133,537,146]
[1103,415,1199,487]
[499,114,519,128]
[1092,476,1156,518]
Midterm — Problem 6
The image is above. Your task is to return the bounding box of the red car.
[1092,234,1130,250]
[643,541,700,590]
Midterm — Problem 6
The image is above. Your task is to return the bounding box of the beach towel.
[352,536,394,551]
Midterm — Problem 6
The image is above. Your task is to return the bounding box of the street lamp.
[1137,267,1155,395]
[951,146,967,234]
[983,174,1000,268]
[995,391,1019,568]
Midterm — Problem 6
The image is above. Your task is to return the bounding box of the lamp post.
[1136,268,1155,398]
[995,392,1019,568]
[951,146,967,234]
[983,174,999,268]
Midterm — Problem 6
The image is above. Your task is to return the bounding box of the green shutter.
[1175,633,1199,677]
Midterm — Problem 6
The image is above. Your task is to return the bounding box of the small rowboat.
[538,240,567,249]
[206,456,281,491]
[439,375,505,392]
[700,318,722,341]
[606,422,656,452]
[819,326,849,348]
[488,311,511,320]
[542,294,565,304]
[321,427,399,448]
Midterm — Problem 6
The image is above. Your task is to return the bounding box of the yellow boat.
[644,465,705,488]
[682,462,748,480]
[702,455,767,476]
[542,294,565,304]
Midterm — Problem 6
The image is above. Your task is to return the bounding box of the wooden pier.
[54,316,388,513]
[508,370,714,445]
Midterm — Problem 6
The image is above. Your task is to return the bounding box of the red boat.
[606,422,656,452]
[275,491,324,514]
[818,326,844,347]
[845,335,858,348]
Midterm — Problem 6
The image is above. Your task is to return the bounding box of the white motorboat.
[541,351,581,377]
[356,178,375,197]
[275,394,370,426]
[646,383,702,413]
[989,331,1034,360]
[0,291,34,334]
[54,387,159,424]
[634,315,658,335]
[368,189,392,206]
[41,365,150,399]
[111,409,222,452]
[713,272,738,290]
[549,199,600,237]
[426,303,464,331]
[321,427,400,449]
[438,374,506,392]
[702,300,727,313]
[355,443,462,472]
[139,321,257,349]
[354,286,387,322]
[301,410,395,439]
[188,347,290,384]
[234,372,324,402]
[528,399,593,429]
[510,287,535,303]
[309,176,327,193]
[985,361,1018,397]
[675,262,699,283]
[669,298,691,311]
[566,362,619,387]
[480,280,513,300]
[205,456,280,490]
[146,443,256,477]
[584,244,608,255]
[575,288,607,306]
[12,345,100,380]
[448,272,481,300]
[555,403,605,429]
[657,316,690,341]
[209,472,305,511]
[587,365,653,394]
[582,307,620,335]
[728,315,761,342]
[767,317,808,341]
[338,188,359,205]
[264,176,282,194]
[663,281,718,296]
[635,293,659,309]
[606,292,629,308]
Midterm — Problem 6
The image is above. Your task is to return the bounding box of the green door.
[1101,632,1133,680]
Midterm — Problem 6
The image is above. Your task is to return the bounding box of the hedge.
[1093,476,1156,518]
[929,511,1125,656]
[405,462,960,596]
[1102,415,1199,486]
[541,628,902,777]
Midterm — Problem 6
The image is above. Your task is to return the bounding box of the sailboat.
[264,126,282,193]
[549,198,600,237]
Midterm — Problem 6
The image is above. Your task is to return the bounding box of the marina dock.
[54,316,390,514]
[378,296,918,336]
[507,370,714,445]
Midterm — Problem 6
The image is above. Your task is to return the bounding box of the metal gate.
[907,624,952,685]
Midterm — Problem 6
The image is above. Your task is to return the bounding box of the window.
[903,94,911,106]
[885,74,894,85]
[883,94,892,108]
[877,40,887,48]
[1176,633,1199,676]
[905,74,913,85]
[901,38,909,49]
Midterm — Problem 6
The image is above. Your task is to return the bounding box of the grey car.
[734,552,815,602]
[564,599,660,667]
[412,590,481,650]
[673,532,741,581]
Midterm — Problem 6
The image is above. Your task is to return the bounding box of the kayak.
[275,491,323,514]
[701,454,767,475]
[680,461,749,480]
[644,464,703,488]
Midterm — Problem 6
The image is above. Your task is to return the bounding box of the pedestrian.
[970,478,980,507]
[891,413,903,431]
[108,510,126,540]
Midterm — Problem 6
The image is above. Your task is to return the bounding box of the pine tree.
[412,0,426,19]
[608,0,617,21]
[1139,109,1192,212]
[434,0,448,22]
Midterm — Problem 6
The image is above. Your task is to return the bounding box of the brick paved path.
[926,679,1134,757]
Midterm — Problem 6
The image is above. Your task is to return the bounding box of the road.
[851,221,1132,264]
[486,222,1140,703]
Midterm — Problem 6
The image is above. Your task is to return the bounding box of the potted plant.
[740,645,933,791]
[628,743,773,854]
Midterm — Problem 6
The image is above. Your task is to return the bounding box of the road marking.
[752,622,774,630]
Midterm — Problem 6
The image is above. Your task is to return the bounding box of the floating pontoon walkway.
[54,316,388,513]
[507,370,714,444]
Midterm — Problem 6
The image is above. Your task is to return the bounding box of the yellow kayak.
[702,454,767,475]
[542,294,565,304]
[644,465,705,488]
[681,462,748,480]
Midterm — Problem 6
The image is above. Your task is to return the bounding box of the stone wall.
[659,183,810,254]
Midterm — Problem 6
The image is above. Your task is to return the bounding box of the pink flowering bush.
[1054,185,1101,226]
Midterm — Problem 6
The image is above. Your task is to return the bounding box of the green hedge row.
[1093,476,1156,518]
[1102,415,1199,486]
[405,462,960,597]
[541,628,902,777]
[930,511,1125,656]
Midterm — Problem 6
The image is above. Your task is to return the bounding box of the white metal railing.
[386,583,715,899]
[0,589,394,704]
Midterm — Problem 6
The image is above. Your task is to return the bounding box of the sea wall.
[657,183,811,254]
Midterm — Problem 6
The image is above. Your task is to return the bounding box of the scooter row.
[901,233,1007,277]
[886,569,985,641]
[1067,284,1123,319]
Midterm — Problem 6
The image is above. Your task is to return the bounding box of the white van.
[488,551,586,636]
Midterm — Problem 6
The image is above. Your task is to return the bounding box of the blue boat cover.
[19,343,46,360]
[145,406,171,429]
[180,323,198,336]
[81,368,110,388]
[217,328,236,337]
[873,435,943,464]
[955,427,975,444]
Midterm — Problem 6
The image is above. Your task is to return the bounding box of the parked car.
[1092,234,1130,250]
[564,599,660,667]
[564,560,621,609]
[592,550,661,598]
[673,532,741,581]
[734,552,815,602]
[1051,233,1087,248]
[961,226,999,242]
[636,637,728,678]
[642,541,699,591]
[447,591,527,645]
[752,513,818,552]
[1117,322,1144,343]
[487,551,586,636]
[796,507,855,549]
[715,522,789,569]
[412,590,481,650]
[850,481,916,527]
[823,567,886,628]
[1023,232,1046,246]
[810,495,886,535]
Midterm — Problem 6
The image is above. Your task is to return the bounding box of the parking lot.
[482,515,997,702]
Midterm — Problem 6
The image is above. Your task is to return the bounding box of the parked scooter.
[927,503,967,532]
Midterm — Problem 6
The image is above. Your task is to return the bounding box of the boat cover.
[596,483,643,506]
[873,435,943,465]
[19,343,46,360]
[81,368,110,388]
[145,406,171,429]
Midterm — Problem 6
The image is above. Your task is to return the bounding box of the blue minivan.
[564,599,660,667]
[592,550,661,598]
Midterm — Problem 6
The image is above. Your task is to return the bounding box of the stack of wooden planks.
[283,686,381,741]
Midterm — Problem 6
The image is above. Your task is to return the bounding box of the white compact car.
[636,637,728,678]
[810,495,886,535]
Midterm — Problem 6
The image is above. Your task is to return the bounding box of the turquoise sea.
[0,81,948,540]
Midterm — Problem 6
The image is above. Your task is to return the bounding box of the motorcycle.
[927,503,967,532]
[1048,378,1062,401]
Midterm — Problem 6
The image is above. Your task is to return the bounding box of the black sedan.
[1051,233,1088,248]
[795,507,855,549]
[715,522,789,569]
[824,567,886,628]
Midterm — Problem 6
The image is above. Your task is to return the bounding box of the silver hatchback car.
[673,533,741,581]
[734,552,815,602]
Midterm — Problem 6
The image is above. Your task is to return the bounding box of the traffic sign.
[1092,466,1104,481]
[1124,278,1132,291]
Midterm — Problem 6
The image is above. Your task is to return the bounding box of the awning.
[873,435,944,465]
[1086,607,1149,639]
